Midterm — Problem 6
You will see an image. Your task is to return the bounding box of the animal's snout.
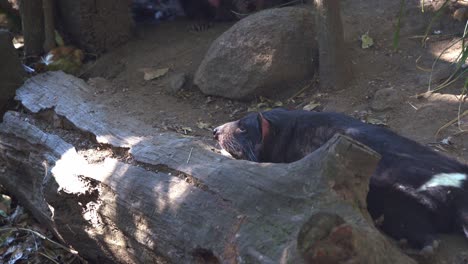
[213,122,234,141]
[213,126,221,140]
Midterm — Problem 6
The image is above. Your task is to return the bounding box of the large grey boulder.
[194,7,317,100]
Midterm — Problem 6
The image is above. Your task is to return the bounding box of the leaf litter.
[0,188,86,264]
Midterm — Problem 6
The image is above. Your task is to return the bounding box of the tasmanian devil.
[213,108,468,252]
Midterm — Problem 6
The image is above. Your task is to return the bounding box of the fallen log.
[0,114,416,263]
[0,72,418,263]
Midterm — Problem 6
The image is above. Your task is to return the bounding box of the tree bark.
[18,0,44,58]
[314,0,352,91]
[0,30,24,118]
[0,72,418,263]
[42,0,55,52]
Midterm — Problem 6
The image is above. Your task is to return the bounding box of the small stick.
[0,227,78,254]
[38,252,60,264]
[187,147,193,164]
[287,81,313,102]
[407,101,418,110]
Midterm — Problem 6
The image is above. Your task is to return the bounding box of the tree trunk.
[314,0,352,91]
[18,0,44,59]
[0,30,24,119]
[42,0,55,52]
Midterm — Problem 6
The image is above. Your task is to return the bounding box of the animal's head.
[213,112,270,162]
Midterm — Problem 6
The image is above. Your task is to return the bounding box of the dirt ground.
[79,0,468,165]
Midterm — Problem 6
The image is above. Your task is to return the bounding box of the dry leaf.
[247,106,257,112]
[367,117,387,126]
[140,67,169,81]
[259,96,272,103]
[256,102,269,109]
[196,121,211,130]
[361,32,374,49]
[274,101,283,107]
[303,102,320,111]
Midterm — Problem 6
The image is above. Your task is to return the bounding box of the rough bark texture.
[19,0,44,58]
[0,30,24,118]
[55,0,133,53]
[0,72,418,263]
[42,0,55,52]
[314,0,351,91]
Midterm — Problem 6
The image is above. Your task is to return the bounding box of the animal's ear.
[207,0,220,7]
[257,112,270,143]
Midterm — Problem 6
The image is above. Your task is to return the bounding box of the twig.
[186,147,193,164]
[287,81,313,102]
[407,33,456,40]
[407,101,418,110]
[457,91,467,130]
[415,55,432,72]
[427,21,468,94]
[38,252,60,264]
[0,227,78,254]
[421,0,450,47]
[428,37,464,92]
[435,109,468,137]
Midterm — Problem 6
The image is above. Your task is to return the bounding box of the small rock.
[419,240,440,256]
[166,73,186,94]
[370,88,400,111]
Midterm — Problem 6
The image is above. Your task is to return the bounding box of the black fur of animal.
[213,108,468,251]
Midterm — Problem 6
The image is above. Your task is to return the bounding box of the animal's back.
[266,109,468,187]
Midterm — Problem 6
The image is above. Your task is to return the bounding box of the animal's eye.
[236,127,246,133]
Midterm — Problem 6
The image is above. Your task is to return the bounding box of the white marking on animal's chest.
[417,173,466,191]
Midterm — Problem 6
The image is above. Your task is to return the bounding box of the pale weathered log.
[0,115,416,263]
[0,72,422,263]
